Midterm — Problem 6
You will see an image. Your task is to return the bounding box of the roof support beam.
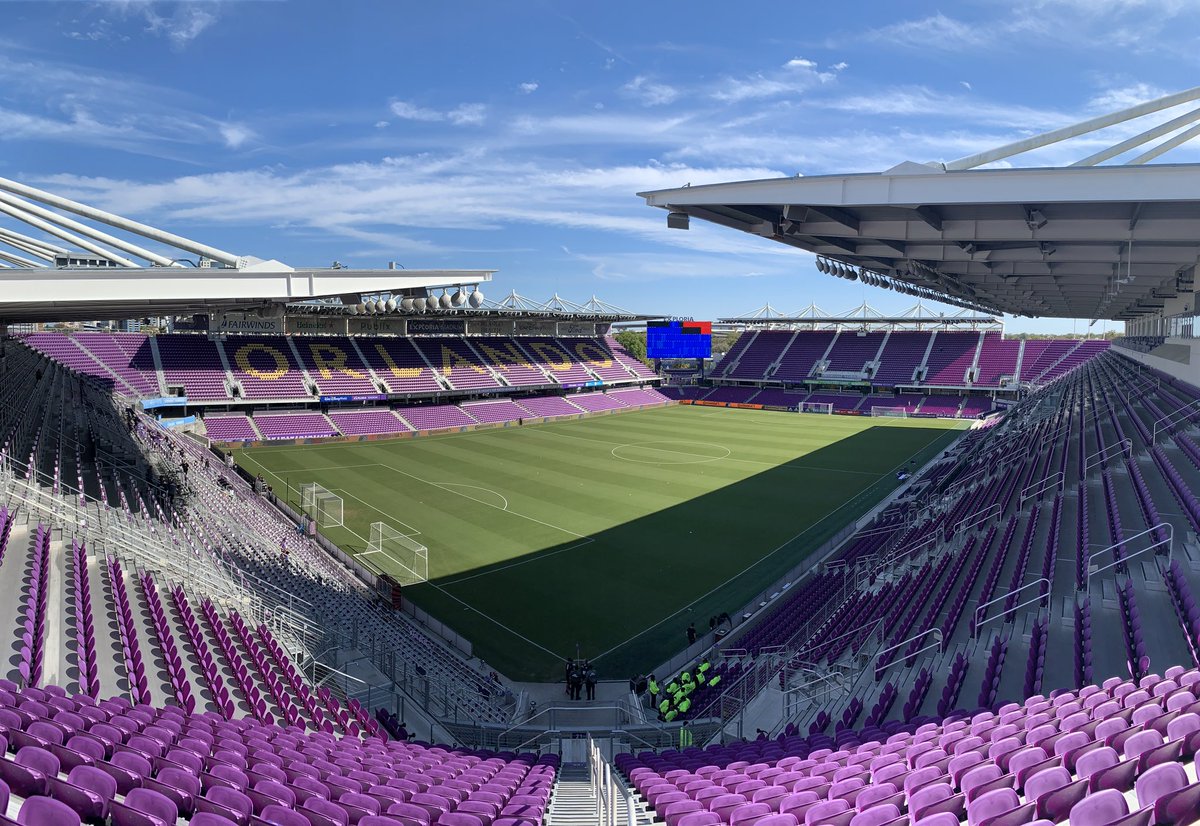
[0,200,139,267]
[945,85,1200,170]
[0,192,180,267]
[1130,122,1200,164]
[912,206,943,232]
[802,205,859,232]
[1072,105,1200,166]
[0,174,243,267]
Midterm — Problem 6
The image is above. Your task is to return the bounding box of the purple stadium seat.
[18,796,81,826]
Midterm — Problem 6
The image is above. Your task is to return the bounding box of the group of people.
[564,658,598,701]
[640,657,717,722]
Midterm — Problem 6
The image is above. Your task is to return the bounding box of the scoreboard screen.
[646,320,712,359]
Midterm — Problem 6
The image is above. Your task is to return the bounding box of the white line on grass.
[422,582,568,660]
[332,487,422,537]
[588,425,962,665]
[372,458,591,539]
[434,483,509,510]
[532,428,882,477]
[239,452,572,658]
[438,537,596,586]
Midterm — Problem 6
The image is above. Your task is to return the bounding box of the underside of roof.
[640,87,1200,322]
[640,163,1200,321]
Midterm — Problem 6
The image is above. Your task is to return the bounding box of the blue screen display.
[646,321,712,359]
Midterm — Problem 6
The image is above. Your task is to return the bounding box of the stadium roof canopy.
[0,175,492,324]
[640,87,1200,322]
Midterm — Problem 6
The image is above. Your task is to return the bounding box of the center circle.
[610,440,732,465]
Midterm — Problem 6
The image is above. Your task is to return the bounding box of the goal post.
[800,402,833,415]
[872,406,910,418]
[364,521,429,586]
[299,483,344,528]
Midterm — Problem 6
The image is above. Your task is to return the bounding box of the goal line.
[871,406,910,418]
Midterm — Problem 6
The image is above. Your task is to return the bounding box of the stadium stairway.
[545,763,655,826]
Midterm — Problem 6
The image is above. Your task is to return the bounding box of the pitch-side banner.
[469,319,516,336]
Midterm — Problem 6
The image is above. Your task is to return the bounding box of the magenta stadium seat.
[193,814,242,826]
[18,796,81,826]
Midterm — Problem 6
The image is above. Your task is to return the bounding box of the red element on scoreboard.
[683,321,711,335]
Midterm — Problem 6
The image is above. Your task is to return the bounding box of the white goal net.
[300,483,343,528]
[364,521,429,585]
[800,402,833,414]
[872,406,909,418]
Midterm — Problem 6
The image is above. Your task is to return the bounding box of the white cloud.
[374,120,389,129]
[831,62,849,71]
[389,101,445,123]
[621,75,680,106]
[862,13,993,52]
[447,103,486,126]
[711,61,835,103]
[141,4,219,49]
[784,57,817,69]
[218,122,254,149]
[518,81,539,95]
[389,100,486,126]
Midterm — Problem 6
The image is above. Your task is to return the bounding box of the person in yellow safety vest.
[708,673,721,688]
[678,698,691,715]
[681,671,691,686]
[658,698,670,717]
[671,687,684,706]
[666,679,680,696]
[696,669,706,686]
[664,709,678,722]
[647,674,659,701]
[697,660,711,675]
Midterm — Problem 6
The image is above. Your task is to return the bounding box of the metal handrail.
[973,578,1051,638]
[1021,471,1064,506]
[955,503,1001,536]
[873,628,943,678]
[1153,400,1200,444]
[1084,439,1132,472]
[1087,523,1173,592]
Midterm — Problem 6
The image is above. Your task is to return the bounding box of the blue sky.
[3,1,1199,333]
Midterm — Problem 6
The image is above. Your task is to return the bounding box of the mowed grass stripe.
[237,406,966,680]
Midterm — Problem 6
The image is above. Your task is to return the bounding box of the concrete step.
[547,764,655,826]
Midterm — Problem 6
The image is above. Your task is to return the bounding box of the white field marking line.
[243,450,557,649]
[423,580,568,660]
[438,537,596,586]
[589,425,963,664]
[283,462,383,473]
[371,457,591,539]
[331,487,422,538]
[233,404,682,457]
[433,483,509,510]
[530,428,882,477]
[610,441,732,465]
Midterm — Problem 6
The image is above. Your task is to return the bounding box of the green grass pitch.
[235,405,967,681]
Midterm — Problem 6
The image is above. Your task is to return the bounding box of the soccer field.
[235,405,967,681]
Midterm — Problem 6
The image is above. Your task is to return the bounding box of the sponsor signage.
[469,319,516,336]
[515,320,557,336]
[210,313,284,334]
[287,316,348,335]
[561,380,604,389]
[141,397,187,410]
[348,317,406,336]
[319,394,388,403]
[408,318,467,335]
[557,321,598,337]
[161,416,197,428]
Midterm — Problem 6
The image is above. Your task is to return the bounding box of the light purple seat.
[967,788,1021,826]
[18,796,81,826]
[192,814,240,826]
[47,764,117,820]
[111,787,179,826]
[849,804,900,826]
[260,805,312,826]
[303,797,351,826]
[1067,789,1143,826]
[1134,761,1188,809]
